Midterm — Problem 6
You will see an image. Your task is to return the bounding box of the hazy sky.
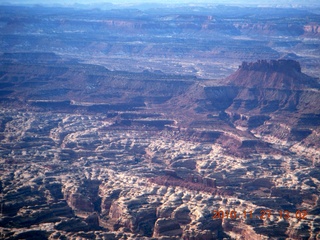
[2,0,320,7]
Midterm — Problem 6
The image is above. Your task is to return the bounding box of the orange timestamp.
[212,209,308,220]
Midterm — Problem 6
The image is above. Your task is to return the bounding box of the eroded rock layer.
[0,55,319,239]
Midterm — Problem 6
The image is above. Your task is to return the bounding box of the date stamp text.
[212,210,308,220]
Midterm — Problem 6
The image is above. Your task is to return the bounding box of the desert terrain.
[0,3,320,240]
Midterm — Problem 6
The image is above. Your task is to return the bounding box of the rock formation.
[0,55,319,239]
[0,3,320,238]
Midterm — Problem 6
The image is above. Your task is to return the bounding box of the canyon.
[0,3,320,240]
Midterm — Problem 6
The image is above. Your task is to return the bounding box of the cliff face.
[303,23,320,36]
[227,60,319,89]
[239,59,301,73]
[179,59,320,158]
[196,60,319,118]
[223,60,320,116]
